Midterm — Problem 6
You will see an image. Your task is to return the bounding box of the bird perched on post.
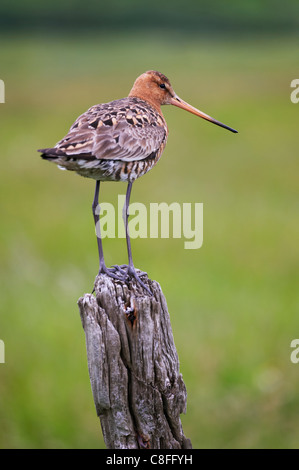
[38,70,237,294]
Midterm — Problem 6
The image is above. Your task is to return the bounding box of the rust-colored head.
[129,70,237,133]
[129,70,175,110]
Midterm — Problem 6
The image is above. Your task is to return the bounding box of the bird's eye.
[159,83,166,89]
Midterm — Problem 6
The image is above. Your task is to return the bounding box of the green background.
[0,0,298,449]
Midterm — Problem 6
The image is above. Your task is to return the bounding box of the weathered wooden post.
[78,273,192,449]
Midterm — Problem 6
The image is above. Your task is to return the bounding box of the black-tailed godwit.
[39,70,237,294]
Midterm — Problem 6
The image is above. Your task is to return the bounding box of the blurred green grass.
[0,32,298,448]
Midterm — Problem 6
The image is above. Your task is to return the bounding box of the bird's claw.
[110,264,129,277]
[125,265,153,296]
[98,265,126,281]
[97,264,152,295]
[111,264,148,278]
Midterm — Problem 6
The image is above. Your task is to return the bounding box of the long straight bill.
[170,95,238,133]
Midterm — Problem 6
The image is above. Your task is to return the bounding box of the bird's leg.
[109,183,147,280]
[92,180,123,281]
[122,182,152,295]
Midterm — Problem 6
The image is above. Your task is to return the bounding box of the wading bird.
[39,70,237,294]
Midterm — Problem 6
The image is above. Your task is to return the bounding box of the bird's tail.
[38,147,66,160]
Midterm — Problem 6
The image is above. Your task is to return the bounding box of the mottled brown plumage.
[39,71,173,183]
[39,70,237,181]
[38,70,237,294]
[40,97,167,182]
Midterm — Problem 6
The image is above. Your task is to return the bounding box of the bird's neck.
[128,89,163,116]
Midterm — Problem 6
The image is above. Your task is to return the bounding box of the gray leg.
[122,182,152,295]
[92,180,124,280]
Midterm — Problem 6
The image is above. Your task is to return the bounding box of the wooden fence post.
[78,273,192,450]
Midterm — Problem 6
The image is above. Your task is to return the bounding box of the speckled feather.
[39,96,168,182]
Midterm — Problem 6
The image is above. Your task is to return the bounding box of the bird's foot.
[98,265,126,281]
[125,264,152,296]
[112,264,148,278]
[95,264,152,296]
[110,264,129,278]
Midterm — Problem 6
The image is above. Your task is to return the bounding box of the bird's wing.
[51,99,167,162]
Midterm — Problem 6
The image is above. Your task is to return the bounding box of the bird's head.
[129,70,237,133]
[129,70,175,107]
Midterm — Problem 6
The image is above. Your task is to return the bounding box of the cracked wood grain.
[78,274,192,449]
